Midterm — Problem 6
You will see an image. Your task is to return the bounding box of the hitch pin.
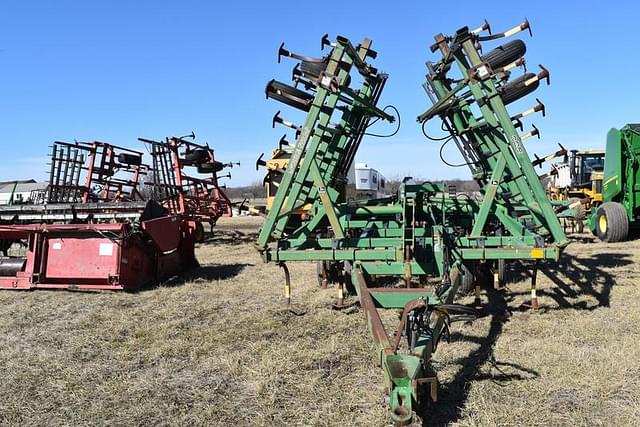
[521,124,540,142]
[511,98,546,121]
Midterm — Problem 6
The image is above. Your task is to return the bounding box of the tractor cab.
[570,150,605,190]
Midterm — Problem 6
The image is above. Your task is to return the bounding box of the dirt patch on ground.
[1,216,639,426]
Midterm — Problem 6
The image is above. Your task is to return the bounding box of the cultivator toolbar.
[0,133,234,291]
[256,24,569,424]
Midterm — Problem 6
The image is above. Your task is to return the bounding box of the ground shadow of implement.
[419,250,632,426]
[161,263,253,287]
[202,229,258,246]
[506,251,633,311]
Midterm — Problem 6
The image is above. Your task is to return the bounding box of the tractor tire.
[184,149,210,163]
[500,73,539,106]
[117,153,142,166]
[568,198,586,220]
[481,39,526,70]
[595,202,629,242]
[459,263,475,295]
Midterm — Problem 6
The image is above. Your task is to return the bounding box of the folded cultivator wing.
[256,23,568,425]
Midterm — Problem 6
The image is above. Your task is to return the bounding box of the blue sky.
[1,0,639,185]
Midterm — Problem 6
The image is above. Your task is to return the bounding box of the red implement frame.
[47,141,149,204]
[140,135,234,225]
[0,216,196,291]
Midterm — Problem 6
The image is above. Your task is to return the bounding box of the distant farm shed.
[0,180,48,205]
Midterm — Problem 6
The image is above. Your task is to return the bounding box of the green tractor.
[590,124,640,242]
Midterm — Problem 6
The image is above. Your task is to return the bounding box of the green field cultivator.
[256,22,570,424]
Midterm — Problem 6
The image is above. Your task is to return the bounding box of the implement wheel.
[184,149,210,163]
[568,197,586,220]
[596,202,629,242]
[459,263,475,294]
[500,73,539,105]
[481,39,526,69]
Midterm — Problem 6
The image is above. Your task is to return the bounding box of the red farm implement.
[0,133,235,291]
[47,140,148,204]
[0,203,197,291]
[139,134,237,238]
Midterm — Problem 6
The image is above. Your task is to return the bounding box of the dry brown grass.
[1,216,639,426]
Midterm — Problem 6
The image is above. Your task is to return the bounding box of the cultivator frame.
[256,25,569,424]
[47,140,148,203]
[139,134,234,228]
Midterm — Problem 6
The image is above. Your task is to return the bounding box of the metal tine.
[526,64,550,86]
[532,143,567,168]
[521,124,540,141]
[511,98,546,121]
[272,111,300,130]
[495,57,527,75]
[47,143,58,202]
[471,19,492,35]
[73,154,86,202]
[475,19,532,41]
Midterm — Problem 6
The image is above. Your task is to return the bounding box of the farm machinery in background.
[256,23,572,425]
[0,134,236,291]
[138,134,236,241]
[538,124,640,242]
[589,124,640,241]
[538,148,604,232]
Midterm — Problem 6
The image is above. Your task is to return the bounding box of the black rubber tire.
[480,39,526,70]
[596,202,629,242]
[197,161,224,174]
[500,73,539,105]
[459,263,475,295]
[184,149,210,163]
[568,197,586,220]
[194,221,205,243]
[265,79,314,112]
[497,259,506,287]
[316,261,327,287]
[117,153,142,166]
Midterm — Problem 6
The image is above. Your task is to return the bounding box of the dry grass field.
[1,216,640,426]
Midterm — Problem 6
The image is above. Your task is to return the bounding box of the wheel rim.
[599,214,608,233]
